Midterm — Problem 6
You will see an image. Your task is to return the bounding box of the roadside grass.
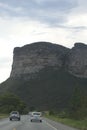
[0,114,8,119]
[45,115,87,130]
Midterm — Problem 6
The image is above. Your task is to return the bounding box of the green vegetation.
[0,114,8,119]
[69,86,87,119]
[46,114,87,130]
[45,109,87,130]
[0,93,28,114]
[1,68,87,111]
[45,86,87,129]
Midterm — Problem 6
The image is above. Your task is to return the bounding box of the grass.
[0,114,8,119]
[45,114,87,130]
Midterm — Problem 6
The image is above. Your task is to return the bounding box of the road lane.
[0,115,78,130]
[13,116,57,130]
[0,115,55,130]
[0,118,22,130]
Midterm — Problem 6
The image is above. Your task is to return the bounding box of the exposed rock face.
[10,41,87,79]
[10,42,69,79]
[66,42,87,77]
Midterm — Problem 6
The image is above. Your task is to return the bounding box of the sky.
[0,0,87,83]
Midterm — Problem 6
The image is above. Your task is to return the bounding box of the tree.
[0,93,28,114]
[69,86,87,119]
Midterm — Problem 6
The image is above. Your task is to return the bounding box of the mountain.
[10,41,69,80]
[0,41,87,111]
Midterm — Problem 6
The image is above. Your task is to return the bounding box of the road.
[0,115,78,130]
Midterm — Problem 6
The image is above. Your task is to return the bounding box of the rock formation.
[10,41,87,79]
[66,42,87,77]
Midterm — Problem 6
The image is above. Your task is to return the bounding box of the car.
[29,112,42,122]
[9,111,21,121]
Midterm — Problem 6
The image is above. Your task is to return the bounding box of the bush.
[49,110,55,115]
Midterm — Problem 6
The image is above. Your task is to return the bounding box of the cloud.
[0,0,86,30]
[0,0,87,45]
[0,1,24,18]
[0,57,11,68]
[0,0,87,83]
[0,0,86,33]
[0,0,78,26]
[0,56,12,82]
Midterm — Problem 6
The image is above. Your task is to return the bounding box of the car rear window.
[33,112,41,116]
[11,111,18,114]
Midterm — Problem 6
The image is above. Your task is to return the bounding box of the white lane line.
[44,120,58,130]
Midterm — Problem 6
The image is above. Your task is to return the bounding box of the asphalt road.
[0,115,78,130]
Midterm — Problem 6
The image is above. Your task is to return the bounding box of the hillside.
[0,41,87,110]
[0,67,87,111]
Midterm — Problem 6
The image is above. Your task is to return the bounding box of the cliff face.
[66,43,87,77]
[10,42,87,79]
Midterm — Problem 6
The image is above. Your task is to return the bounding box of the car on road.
[9,111,21,121]
[29,111,42,122]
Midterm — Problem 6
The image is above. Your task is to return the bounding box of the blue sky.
[0,0,87,83]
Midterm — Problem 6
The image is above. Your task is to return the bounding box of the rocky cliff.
[66,42,87,77]
[10,41,87,79]
[10,41,69,80]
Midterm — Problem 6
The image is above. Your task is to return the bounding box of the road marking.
[13,128,16,130]
[44,121,58,130]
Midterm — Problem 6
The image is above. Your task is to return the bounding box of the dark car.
[9,111,21,121]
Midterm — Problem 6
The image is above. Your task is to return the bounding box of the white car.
[29,112,42,122]
[9,111,21,121]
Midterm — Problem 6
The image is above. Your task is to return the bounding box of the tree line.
[49,86,87,120]
[0,93,28,114]
[69,86,87,119]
